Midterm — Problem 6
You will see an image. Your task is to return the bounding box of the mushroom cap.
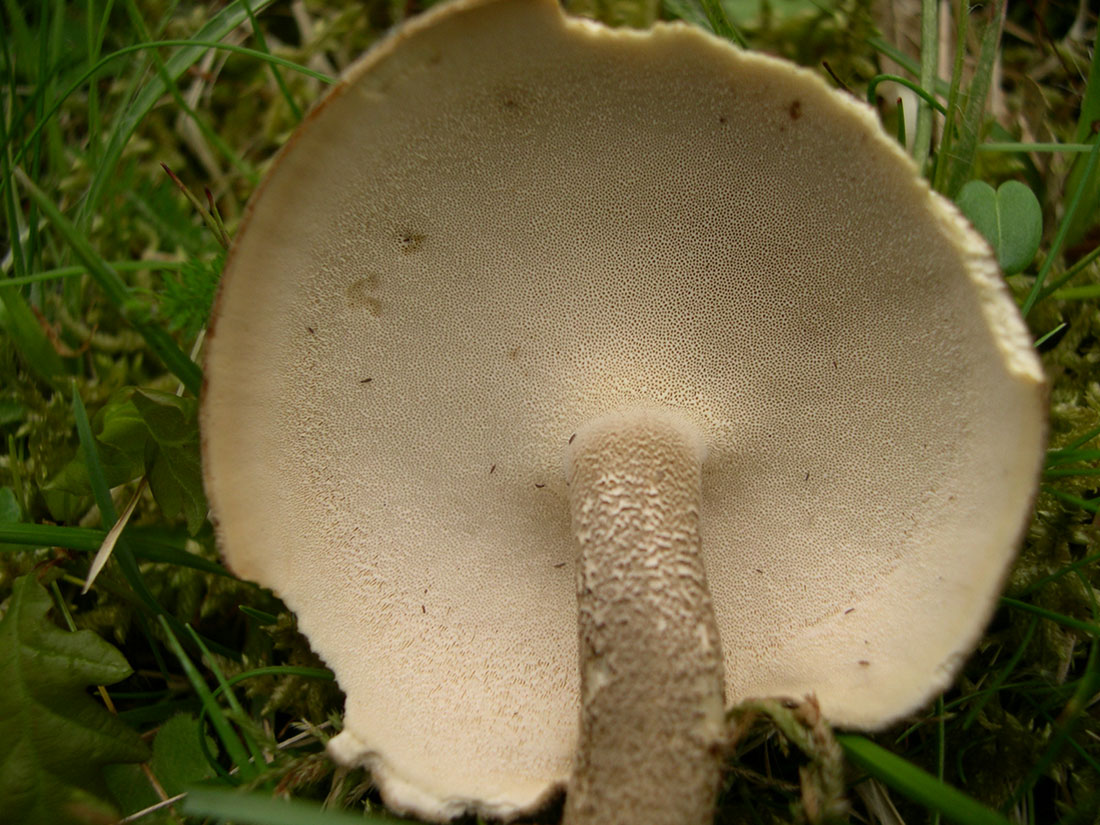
[201,0,1046,820]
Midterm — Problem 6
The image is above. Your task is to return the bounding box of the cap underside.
[202,0,1046,819]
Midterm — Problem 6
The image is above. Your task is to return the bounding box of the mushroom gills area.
[564,408,725,825]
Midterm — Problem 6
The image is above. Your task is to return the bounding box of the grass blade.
[186,626,268,770]
[866,35,951,97]
[698,0,747,48]
[215,666,334,688]
[237,606,279,625]
[931,0,967,194]
[72,384,119,523]
[72,386,170,612]
[14,168,203,394]
[838,735,1012,825]
[0,522,231,578]
[0,56,68,383]
[1033,323,1066,347]
[1020,552,1100,597]
[866,74,947,115]
[0,522,114,551]
[120,0,259,186]
[3,259,184,288]
[79,0,277,223]
[935,0,1005,198]
[183,787,402,824]
[911,0,939,175]
[158,617,259,781]
[83,476,146,593]
[1007,640,1100,810]
[962,617,1038,729]
[1040,485,1098,513]
[1000,596,1100,636]
[978,142,1095,153]
[8,39,334,177]
[1062,27,1100,247]
[242,0,302,122]
[1021,137,1100,316]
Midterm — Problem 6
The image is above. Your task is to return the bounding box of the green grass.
[1,0,1098,823]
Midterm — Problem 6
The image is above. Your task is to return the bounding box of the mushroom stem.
[563,408,726,825]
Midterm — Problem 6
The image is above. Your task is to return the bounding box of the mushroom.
[201,0,1046,822]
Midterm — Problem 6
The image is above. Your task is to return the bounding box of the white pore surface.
[202,0,1046,820]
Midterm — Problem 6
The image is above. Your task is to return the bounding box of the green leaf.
[94,394,151,462]
[0,575,148,825]
[151,714,215,796]
[0,486,33,553]
[105,713,215,824]
[956,180,1042,275]
[45,441,144,498]
[102,763,165,824]
[132,389,196,446]
[46,391,149,498]
[46,389,207,534]
[0,287,67,385]
[0,396,26,425]
[133,390,208,534]
[0,486,21,523]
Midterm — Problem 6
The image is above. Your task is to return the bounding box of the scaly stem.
[563,408,726,825]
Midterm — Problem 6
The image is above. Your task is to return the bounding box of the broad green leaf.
[0,396,26,425]
[0,486,22,523]
[133,390,208,534]
[151,714,216,796]
[0,487,33,553]
[102,763,165,824]
[45,388,149,498]
[132,388,197,447]
[45,389,207,533]
[46,440,145,497]
[147,446,206,535]
[956,180,1042,275]
[104,714,216,825]
[0,575,148,825]
[94,393,151,462]
[0,287,67,384]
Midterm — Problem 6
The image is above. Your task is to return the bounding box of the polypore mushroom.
[201,0,1046,822]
